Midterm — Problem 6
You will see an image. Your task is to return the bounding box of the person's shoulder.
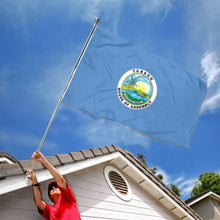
[59,183,76,203]
[38,202,51,218]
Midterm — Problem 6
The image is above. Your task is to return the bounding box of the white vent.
[104,166,132,201]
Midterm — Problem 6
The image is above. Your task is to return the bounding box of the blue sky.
[0,0,220,200]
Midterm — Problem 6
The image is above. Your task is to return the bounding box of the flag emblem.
[117,69,157,109]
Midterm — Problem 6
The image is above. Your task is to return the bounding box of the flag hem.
[62,102,192,149]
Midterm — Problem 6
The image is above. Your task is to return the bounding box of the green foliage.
[137,153,148,167]
[170,184,181,197]
[157,174,164,181]
[150,166,157,174]
[191,171,220,197]
[149,166,163,180]
[137,153,181,197]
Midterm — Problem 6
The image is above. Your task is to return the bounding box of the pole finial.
[95,18,100,24]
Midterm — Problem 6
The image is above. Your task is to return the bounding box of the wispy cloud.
[0,129,57,150]
[0,0,173,32]
[0,0,123,30]
[58,107,150,148]
[178,178,197,197]
[79,119,150,147]
[201,51,220,88]
[154,167,198,198]
[173,176,184,185]
[201,51,220,113]
[185,1,220,53]
[136,0,172,19]
[155,167,172,185]
[183,1,220,114]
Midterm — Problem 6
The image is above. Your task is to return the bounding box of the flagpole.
[27,18,100,179]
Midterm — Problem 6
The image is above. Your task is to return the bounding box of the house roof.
[0,145,202,220]
[185,190,220,206]
[0,151,19,164]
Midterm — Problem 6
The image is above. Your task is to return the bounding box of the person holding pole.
[26,151,81,220]
[25,18,100,220]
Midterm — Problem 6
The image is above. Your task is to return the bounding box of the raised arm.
[31,151,67,189]
[26,169,46,212]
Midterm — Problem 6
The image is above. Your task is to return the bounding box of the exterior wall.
[67,162,178,220]
[0,162,178,220]
[0,186,42,220]
[191,198,220,220]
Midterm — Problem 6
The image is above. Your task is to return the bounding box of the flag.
[63,28,207,148]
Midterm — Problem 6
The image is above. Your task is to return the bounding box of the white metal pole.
[27,18,100,177]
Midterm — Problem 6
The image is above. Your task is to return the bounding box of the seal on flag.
[117,69,157,109]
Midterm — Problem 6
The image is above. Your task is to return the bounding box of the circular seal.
[117,69,157,109]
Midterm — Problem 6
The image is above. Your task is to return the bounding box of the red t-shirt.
[39,184,81,220]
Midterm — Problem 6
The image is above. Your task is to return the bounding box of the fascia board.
[188,191,220,206]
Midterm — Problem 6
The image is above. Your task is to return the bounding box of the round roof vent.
[104,166,132,201]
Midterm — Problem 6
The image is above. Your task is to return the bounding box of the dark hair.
[48,181,58,198]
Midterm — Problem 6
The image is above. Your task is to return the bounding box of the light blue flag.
[63,28,207,148]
